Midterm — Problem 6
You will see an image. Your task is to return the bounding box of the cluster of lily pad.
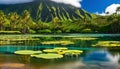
[41,41,74,45]
[14,47,83,59]
[72,37,98,40]
[92,41,120,47]
[0,36,39,45]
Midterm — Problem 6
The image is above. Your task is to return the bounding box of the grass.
[0,31,21,34]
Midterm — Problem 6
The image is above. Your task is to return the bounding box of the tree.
[7,12,20,30]
[20,10,35,33]
[116,6,120,14]
[106,12,109,15]
[0,11,6,31]
[52,17,62,33]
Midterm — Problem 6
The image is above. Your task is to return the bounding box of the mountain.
[0,0,93,22]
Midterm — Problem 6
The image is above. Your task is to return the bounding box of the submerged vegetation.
[0,6,120,34]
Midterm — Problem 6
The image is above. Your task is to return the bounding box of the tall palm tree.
[21,10,34,33]
[116,6,120,14]
[7,12,20,30]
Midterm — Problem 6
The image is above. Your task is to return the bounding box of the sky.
[0,0,120,15]
[81,0,120,15]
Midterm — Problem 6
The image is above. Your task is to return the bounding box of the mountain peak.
[0,0,92,22]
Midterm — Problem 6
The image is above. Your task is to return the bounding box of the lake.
[0,34,120,69]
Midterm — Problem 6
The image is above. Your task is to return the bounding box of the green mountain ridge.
[0,0,94,22]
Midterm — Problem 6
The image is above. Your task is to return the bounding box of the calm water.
[0,34,120,69]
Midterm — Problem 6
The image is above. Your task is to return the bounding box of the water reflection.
[0,50,120,69]
[0,34,120,69]
[82,50,120,69]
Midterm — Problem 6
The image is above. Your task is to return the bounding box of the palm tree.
[0,11,6,31]
[7,12,20,30]
[20,10,34,33]
[116,6,120,14]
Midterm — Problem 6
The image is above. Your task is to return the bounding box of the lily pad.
[72,37,98,40]
[54,47,68,50]
[34,51,43,54]
[31,54,63,59]
[14,50,42,55]
[43,49,57,53]
[64,50,83,55]
[41,41,74,45]
[92,41,120,47]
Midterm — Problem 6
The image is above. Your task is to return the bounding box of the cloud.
[96,12,106,16]
[96,4,120,16]
[105,4,120,14]
[50,0,82,8]
[0,0,34,4]
[0,0,82,8]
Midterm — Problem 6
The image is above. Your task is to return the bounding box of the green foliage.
[81,28,92,33]
[0,31,21,34]
[29,29,36,34]
[56,30,62,33]
[0,10,7,31]
[1,6,120,34]
[38,29,52,33]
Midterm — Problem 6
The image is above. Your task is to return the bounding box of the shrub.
[29,29,36,34]
[38,29,52,33]
[56,30,62,33]
[81,28,92,33]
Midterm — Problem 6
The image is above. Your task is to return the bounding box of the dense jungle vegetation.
[0,6,120,34]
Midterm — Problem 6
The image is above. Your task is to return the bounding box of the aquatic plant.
[72,37,98,40]
[92,41,120,47]
[41,40,74,45]
[54,47,68,50]
[14,50,42,55]
[31,54,63,59]
[64,50,83,55]
[43,49,58,53]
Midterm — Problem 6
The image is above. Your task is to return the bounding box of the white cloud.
[105,4,120,15]
[96,4,120,16]
[96,12,106,16]
[50,0,82,8]
[0,0,82,8]
[0,0,33,4]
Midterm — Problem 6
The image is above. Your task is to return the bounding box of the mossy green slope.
[0,0,93,22]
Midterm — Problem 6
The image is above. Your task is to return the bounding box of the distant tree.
[53,17,60,26]
[52,17,62,33]
[7,12,20,30]
[20,10,35,33]
[106,12,109,15]
[0,11,6,31]
[116,6,120,14]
